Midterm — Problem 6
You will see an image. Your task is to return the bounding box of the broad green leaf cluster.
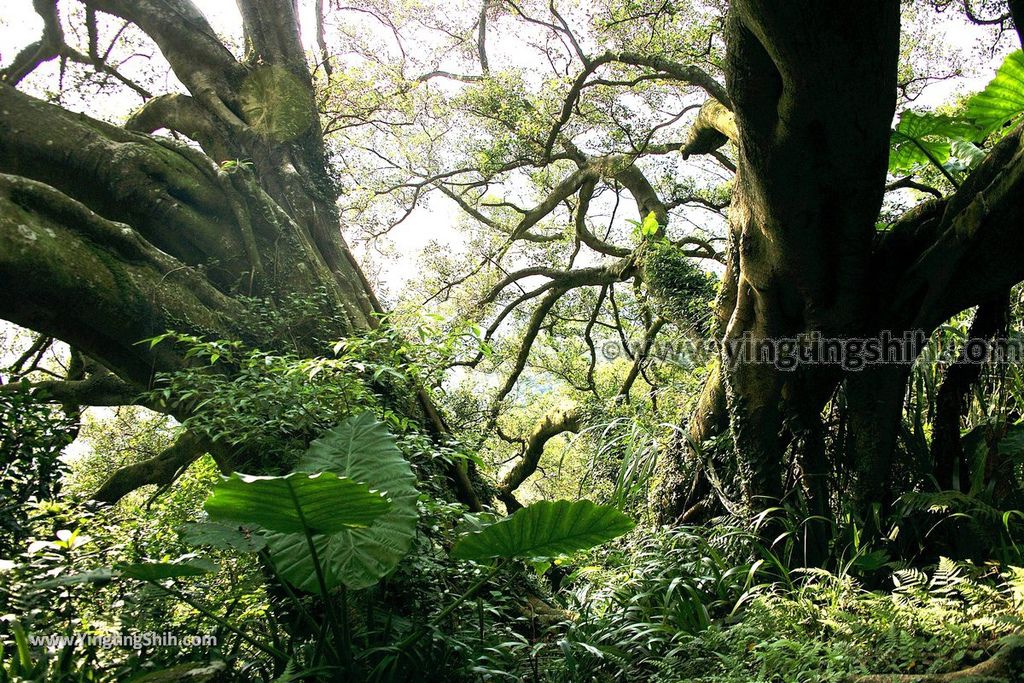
[889,50,1024,181]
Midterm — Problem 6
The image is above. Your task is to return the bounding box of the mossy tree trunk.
[653,1,1024,539]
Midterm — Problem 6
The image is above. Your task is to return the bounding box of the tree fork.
[931,293,1011,491]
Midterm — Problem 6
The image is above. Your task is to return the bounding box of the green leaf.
[640,211,660,237]
[849,548,890,573]
[205,471,390,534]
[950,140,986,170]
[180,521,267,553]
[451,499,634,561]
[889,111,979,173]
[36,568,116,588]
[997,421,1024,457]
[117,558,218,581]
[265,413,419,591]
[965,50,1024,137]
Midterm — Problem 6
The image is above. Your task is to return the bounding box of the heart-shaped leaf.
[204,471,390,534]
[889,111,979,173]
[264,413,419,591]
[966,50,1024,137]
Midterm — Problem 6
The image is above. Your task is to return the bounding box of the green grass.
[534,529,1024,682]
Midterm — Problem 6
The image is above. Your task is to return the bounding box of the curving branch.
[961,0,1010,25]
[93,430,208,503]
[483,260,635,305]
[493,286,570,406]
[416,70,484,83]
[315,0,333,78]
[437,167,591,243]
[930,293,1010,490]
[496,406,582,511]
[477,0,490,73]
[680,99,738,160]
[82,0,247,119]
[125,93,232,160]
[617,317,667,399]
[612,163,670,227]
[0,369,142,408]
[512,169,593,239]
[885,175,942,199]
[543,51,728,159]
[4,334,53,379]
[1,0,151,97]
[574,178,631,257]
[0,0,63,85]
[0,84,250,288]
[0,172,245,384]
[0,83,368,325]
[879,124,1024,333]
[583,286,609,393]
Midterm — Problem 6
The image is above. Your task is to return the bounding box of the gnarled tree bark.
[654,1,1024,534]
[0,0,480,509]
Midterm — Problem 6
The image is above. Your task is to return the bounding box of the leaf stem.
[394,560,506,651]
[286,479,348,662]
[149,581,286,661]
[903,133,961,190]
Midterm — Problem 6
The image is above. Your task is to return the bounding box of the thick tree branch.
[0,172,244,384]
[513,169,592,238]
[0,84,251,288]
[881,125,1024,332]
[482,261,635,305]
[497,406,582,511]
[0,369,142,408]
[680,99,738,159]
[574,178,631,257]
[82,0,247,120]
[0,83,363,323]
[93,430,208,504]
[610,163,670,228]
[654,361,731,521]
[931,293,1010,490]
[125,93,232,160]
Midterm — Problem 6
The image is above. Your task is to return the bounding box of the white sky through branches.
[1,0,1010,299]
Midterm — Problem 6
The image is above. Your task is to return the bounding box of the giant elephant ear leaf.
[889,111,979,174]
[451,499,634,562]
[204,472,390,534]
[966,50,1024,138]
[265,413,418,591]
